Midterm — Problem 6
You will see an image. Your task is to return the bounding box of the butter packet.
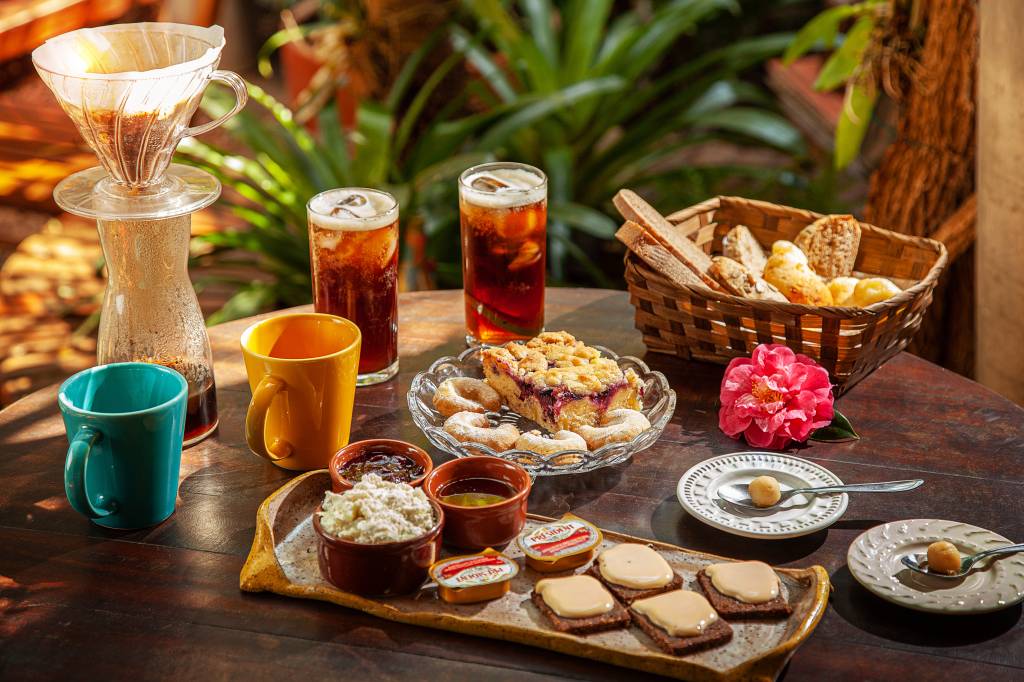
[517,514,603,573]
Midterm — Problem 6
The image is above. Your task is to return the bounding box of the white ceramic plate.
[676,452,848,539]
[847,519,1024,614]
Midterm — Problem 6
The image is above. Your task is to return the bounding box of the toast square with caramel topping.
[530,590,631,635]
[794,214,862,280]
[696,569,792,619]
[585,563,684,604]
[630,610,733,656]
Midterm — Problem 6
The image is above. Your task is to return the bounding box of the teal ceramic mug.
[58,362,188,529]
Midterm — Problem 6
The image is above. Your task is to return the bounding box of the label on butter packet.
[431,549,518,590]
[518,514,602,561]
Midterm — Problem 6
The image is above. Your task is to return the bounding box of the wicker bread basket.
[623,196,948,394]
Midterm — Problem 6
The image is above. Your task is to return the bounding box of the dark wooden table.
[2,289,1022,681]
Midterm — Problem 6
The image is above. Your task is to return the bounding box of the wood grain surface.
[1,288,1022,681]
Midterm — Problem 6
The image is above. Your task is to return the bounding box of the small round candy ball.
[927,540,962,575]
[748,475,782,507]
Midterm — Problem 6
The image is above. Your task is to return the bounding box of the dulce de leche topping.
[535,574,615,618]
[705,561,779,604]
[632,590,718,637]
[598,544,673,589]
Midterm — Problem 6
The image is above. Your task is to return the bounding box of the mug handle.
[64,425,118,518]
[183,70,249,138]
[246,376,293,461]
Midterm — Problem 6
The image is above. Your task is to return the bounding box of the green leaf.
[548,202,617,239]
[834,80,877,169]
[450,26,517,103]
[256,22,332,78]
[783,5,859,64]
[814,15,875,92]
[543,146,573,282]
[317,104,352,185]
[206,285,279,326]
[561,0,613,84]
[467,0,558,92]
[477,76,625,151]
[522,0,558,66]
[690,107,806,155]
[393,43,465,155]
[810,409,860,442]
[386,27,446,111]
[351,101,393,186]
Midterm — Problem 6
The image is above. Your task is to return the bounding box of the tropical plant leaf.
[814,15,875,92]
[561,0,613,84]
[810,408,860,442]
[548,202,617,239]
[690,107,806,154]
[468,0,558,92]
[206,285,279,327]
[386,27,445,111]
[543,145,573,281]
[256,22,334,78]
[351,101,393,187]
[449,26,517,103]
[317,104,352,185]
[834,80,878,169]
[783,5,860,64]
[477,76,625,151]
[522,0,558,66]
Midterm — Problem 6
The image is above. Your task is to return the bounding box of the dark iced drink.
[459,162,547,346]
[307,188,399,385]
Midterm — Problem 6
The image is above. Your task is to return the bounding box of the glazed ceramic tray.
[407,345,676,476]
[240,471,830,682]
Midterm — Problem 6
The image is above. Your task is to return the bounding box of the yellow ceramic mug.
[240,313,361,470]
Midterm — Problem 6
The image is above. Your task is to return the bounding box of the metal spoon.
[901,543,1024,579]
[716,479,924,511]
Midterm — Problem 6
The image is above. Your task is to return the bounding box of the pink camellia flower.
[718,344,834,450]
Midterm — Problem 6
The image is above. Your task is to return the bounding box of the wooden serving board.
[240,471,830,682]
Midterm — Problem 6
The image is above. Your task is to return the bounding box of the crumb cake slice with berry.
[480,331,643,433]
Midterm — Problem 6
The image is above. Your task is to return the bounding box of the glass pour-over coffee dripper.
[33,23,248,445]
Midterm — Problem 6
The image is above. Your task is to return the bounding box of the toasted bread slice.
[708,256,787,302]
[696,570,792,620]
[616,222,706,289]
[585,563,684,604]
[722,225,767,275]
[613,190,719,290]
[530,590,632,635]
[794,215,862,279]
[630,610,733,656]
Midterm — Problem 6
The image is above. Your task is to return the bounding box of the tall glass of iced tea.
[459,162,547,346]
[307,188,399,385]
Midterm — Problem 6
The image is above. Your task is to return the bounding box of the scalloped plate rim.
[846,518,1024,614]
[675,452,849,540]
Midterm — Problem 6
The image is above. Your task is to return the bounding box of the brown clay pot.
[329,439,434,493]
[423,456,531,551]
[313,500,444,596]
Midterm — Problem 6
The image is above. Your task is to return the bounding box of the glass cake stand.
[408,345,676,476]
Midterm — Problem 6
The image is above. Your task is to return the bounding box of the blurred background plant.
[178,0,843,322]
[783,0,924,169]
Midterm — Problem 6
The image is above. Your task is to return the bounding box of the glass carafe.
[96,213,217,445]
[33,22,248,446]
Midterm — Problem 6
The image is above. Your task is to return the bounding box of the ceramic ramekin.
[423,456,531,550]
